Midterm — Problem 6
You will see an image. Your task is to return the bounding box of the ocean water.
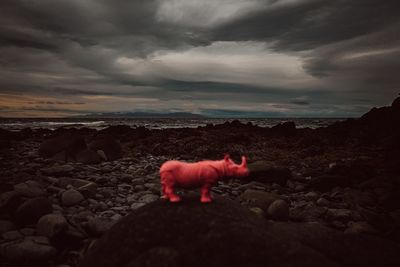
[0,118,345,131]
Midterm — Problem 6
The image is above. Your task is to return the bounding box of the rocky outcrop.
[80,196,400,267]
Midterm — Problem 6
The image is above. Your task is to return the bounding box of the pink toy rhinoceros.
[160,154,249,203]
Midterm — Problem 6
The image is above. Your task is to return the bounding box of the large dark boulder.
[392,97,400,109]
[271,121,297,136]
[246,161,292,186]
[88,134,122,161]
[38,132,86,159]
[79,196,400,267]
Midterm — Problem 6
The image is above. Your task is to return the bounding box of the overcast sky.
[0,0,399,117]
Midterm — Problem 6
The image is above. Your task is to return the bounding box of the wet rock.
[14,197,53,226]
[39,132,86,159]
[14,180,45,198]
[309,175,349,192]
[76,149,102,164]
[247,161,292,186]
[88,134,122,161]
[61,189,84,206]
[36,214,68,240]
[267,200,289,221]
[0,220,16,234]
[271,121,297,136]
[0,237,57,261]
[19,228,36,236]
[240,189,280,212]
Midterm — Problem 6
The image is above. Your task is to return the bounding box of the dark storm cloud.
[213,0,400,99]
[0,0,399,117]
[214,0,399,51]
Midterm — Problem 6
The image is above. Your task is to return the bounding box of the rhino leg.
[200,183,212,203]
[160,183,168,200]
[165,184,181,202]
[160,171,181,202]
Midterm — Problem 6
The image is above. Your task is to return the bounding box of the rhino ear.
[224,154,230,161]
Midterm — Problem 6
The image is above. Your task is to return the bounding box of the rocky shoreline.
[1,98,400,266]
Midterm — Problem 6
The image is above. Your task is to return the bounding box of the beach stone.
[138,194,159,204]
[0,237,57,261]
[240,189,280,212]
[130,203,146,210]
[14,197,53,226]
[2,230,23,241]
[36,214,68,239]
[267,200,289,221]
[14,180,45,198]
[0,220,16,234]
[316,197,330,207]
[61,189,84,206]
[0,191,22,214]
[78,182,98,198]
[326,209,352,221]
[80,196,400,267]
[305,191,319,201]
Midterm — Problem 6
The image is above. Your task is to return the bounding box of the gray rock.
[78,182,98,198]
[2,230,23,241]
[36,214,68,239]
[0,220,16,234]
[130,203,146,210]
[316,197,330,207]
[19,228,36,236]
[61,189,84,206]
[249,207,265,218]
[290,203,327,222]
[0,237,57,261]
[138,194,159,204]
[240,189,280,212]
[14,197,53,226]
[326,209,352,221]
[87,217,116,236]
[14,180,45,198]
[41,164,75,176]
[267,200,289,221]
[305,191,319,201]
